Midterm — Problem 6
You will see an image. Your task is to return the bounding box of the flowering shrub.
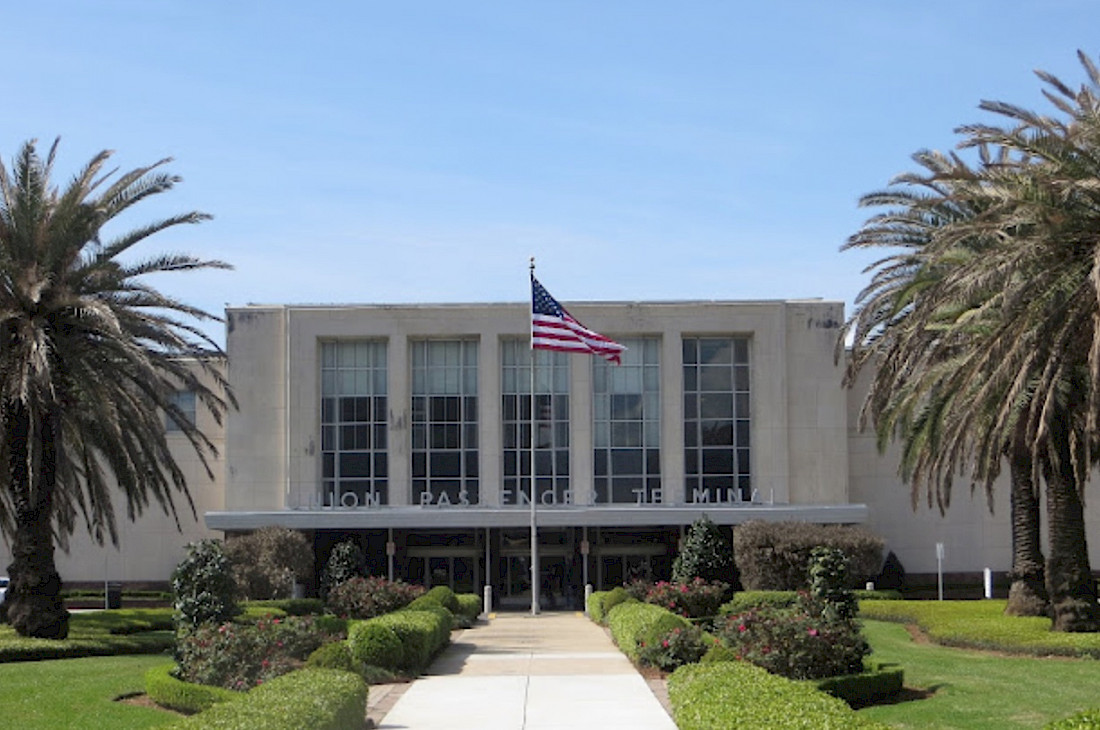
[625,579,651,601]
[637,624,711,671]
[175,615,340,690]
[645,578,729,619]
[326,576,424,620]
[716,595,869,680]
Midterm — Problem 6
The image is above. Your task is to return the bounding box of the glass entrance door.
[406,553,478,592]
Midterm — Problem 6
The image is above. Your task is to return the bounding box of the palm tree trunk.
[1004,443,1048,616]
[2,403,69,639]
[1043,445,1100,632]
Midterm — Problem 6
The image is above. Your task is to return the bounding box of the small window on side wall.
[166,390,197,432]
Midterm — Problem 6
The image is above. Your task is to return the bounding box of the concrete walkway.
[374,612,678,730]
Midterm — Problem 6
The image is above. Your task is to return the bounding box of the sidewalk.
[372,611,678,730]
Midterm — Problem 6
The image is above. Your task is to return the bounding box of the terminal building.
[3,297,1094,602]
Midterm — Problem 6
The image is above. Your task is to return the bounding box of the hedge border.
[165,668,366,730]
[668,661,892,730]
[144,662,241,714]
[607,601,689,661]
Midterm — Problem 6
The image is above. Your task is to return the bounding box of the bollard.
[482,585,492,618]
[983,568,993,599]
[584,583,593,616]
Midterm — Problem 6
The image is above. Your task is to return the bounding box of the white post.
[936,542,945,601]
[482,584,492,618]
[983,568,993,599]
[484,527,491,614]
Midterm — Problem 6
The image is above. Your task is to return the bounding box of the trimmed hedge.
[588,587,632,625]
[607,601,689,661]
[347,620,403,670]
[859,599,1100,658]
[668,661,892,730]
[811,663,904,707]
[0,609,174,662]
[423,585,461,613]
[733,521,884,591]
[854,589,902,601]
[307,641,365,675]
[242,598,324,616]
[166,668,366,730]
[400,607,452,652]
[455,593,482,624]
[719,591,800,615]
[371,609,450,672]
[144,662,240,714]
[720,589,899,615]
[404,596,456,631]
[1047,709,1100,729]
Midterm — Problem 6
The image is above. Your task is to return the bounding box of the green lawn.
[856,619,1100,729]
[859,599,1100,657]
[0,653,179,729]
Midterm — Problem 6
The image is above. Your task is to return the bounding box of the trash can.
[106,582,122,610]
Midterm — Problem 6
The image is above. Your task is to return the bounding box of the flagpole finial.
[529,257,535,273]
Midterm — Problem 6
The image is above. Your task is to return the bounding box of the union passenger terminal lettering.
[290,485,759,510]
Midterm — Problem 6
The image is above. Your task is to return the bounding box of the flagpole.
[529,257,540,616]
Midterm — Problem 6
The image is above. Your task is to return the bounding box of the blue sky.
[4,2,1099,344]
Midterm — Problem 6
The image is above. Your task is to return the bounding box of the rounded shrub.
[373,613,434,672]
[424,585,461,613]
[604,586,632,612]
[347,620,403,671]
[455,593,482,624]
[225,526,313,600]
[404,600,455,638]
[608,601,689,661]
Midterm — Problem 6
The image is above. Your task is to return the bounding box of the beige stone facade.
[4,297,1099,592]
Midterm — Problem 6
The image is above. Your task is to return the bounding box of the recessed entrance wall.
[312,524,680,611]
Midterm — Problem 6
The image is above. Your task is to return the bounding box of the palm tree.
[0,139,231,638]
[954,53,1100,630]
[845,52,1100,630]
[842,148,1050,617]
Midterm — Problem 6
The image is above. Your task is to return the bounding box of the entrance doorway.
[406,550,479,593]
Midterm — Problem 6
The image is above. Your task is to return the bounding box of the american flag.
[531,275,626,365]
